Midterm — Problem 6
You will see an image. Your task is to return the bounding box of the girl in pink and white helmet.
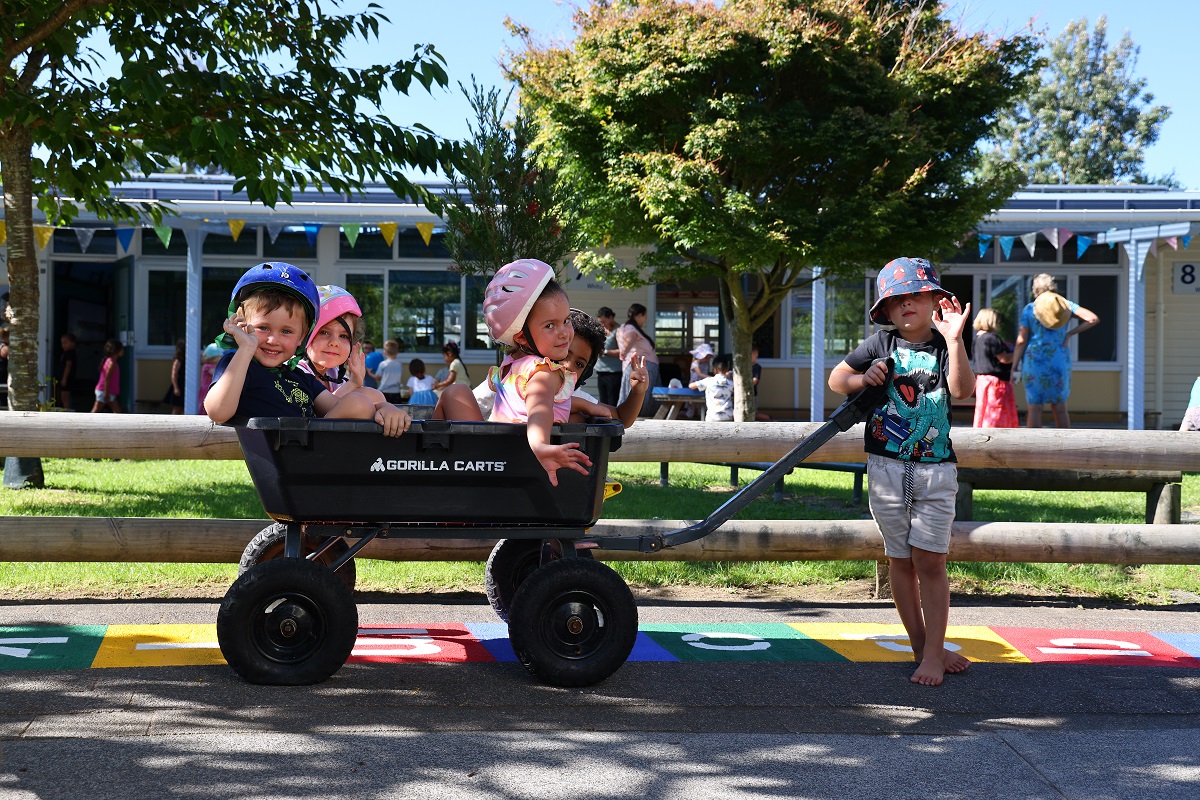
[432,258,592,485]
[299,285,393,413]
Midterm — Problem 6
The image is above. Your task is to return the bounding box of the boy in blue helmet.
[829,257,974,687]
[204,262,410,436]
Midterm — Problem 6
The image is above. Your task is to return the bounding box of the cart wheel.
[484,539,592,622]
[217,558,358,686]
[239,523,356,591]
[507,558,637,688]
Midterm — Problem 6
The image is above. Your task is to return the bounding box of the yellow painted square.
[91,624,225,668]
[788,622,1029,664]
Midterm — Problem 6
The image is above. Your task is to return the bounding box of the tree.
[981,16,1172,185]
[439,80,587,279]
[1,0,458,435]
[508,0,1039,419]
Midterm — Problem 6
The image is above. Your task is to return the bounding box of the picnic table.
[651,387,705,420]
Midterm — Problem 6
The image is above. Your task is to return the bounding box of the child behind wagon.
[406,358,438,406]
[430,258,592,485]
[688,353,734,422]
[90,337,125,413]
[375,339,406,404]
[828,257,974,687]
[204,262,409,437]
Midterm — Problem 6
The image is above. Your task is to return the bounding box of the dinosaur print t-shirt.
[212,352,327,421]
[843,330,956,464]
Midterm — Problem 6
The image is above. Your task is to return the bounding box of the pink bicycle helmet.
[482,259,555,346]
[308,285,362,348]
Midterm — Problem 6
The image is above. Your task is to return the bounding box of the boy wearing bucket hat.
[204,262,410,437]
[1010,273,1100,429]
[829,257,975,687]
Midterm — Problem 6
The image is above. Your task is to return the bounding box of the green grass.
[0,458,1198,603]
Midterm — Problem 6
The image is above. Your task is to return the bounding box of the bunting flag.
[228,220,246,242]
[154,226,173,248]
[416,221,435,246]
[1058,228,1074,248]
[1076,235,1092,259]
[1183,235,1192,250]
[342,224,360,248]
[1041,227,1059,249]
[34,225,55,250]
[75,228,95,253]
[977,234,993,258]
[0,221,8,246]
[265,224,284,244]
[998,236,1015,260]
[115,227,136,252]
[379,222,398,247]
[1164,236,1178,250]
[1020,231,1038,258]
[303,223,320,247]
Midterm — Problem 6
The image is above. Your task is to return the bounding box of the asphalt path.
[1,593,1199,800]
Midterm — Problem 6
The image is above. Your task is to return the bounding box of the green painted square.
[639,623,847,663]
[0,625,108,671]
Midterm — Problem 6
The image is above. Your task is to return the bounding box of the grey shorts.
[866,454,958,558]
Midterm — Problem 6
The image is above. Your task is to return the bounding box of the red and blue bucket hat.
[869,257,952,324]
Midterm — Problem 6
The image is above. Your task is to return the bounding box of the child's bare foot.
[944,649,971,674]
[911,657,945,686]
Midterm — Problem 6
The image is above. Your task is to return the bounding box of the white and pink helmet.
[308,285,362,348]
[482,259,555,346]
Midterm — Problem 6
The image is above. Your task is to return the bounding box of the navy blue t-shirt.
[211,352,328,421]
[844,330,956,463]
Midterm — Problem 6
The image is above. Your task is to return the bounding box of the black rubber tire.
[507,558,638,688]
[239,523,356,591]
[484,539,592,623]
[217,558,358,686]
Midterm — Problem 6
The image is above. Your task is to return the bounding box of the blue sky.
[355,0,1199,188]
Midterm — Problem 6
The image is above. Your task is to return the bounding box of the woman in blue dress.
[1010,273,1099,428]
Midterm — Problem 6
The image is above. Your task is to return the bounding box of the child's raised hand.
[932,296,971,341]
[375,404,411,437]
[531,441,592,487]
[223,313,259,351]
[627,355,649,393]
[344,343,366,386]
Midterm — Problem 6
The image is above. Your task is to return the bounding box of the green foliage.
[439,79,592,277]
[980,16,1172,185]
[507,0,1040,417]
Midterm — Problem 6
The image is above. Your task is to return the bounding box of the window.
[262,227,316,260]
[387,269,462,352]
[345,273,384,345]
[1077,275,1118,361]
[790,276,868,358]
[146,270,187,346]
[983,271,1118,363]
[201,267,244,344]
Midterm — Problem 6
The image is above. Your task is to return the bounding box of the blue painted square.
[463,623,677,663]
[1152,632,1200,659]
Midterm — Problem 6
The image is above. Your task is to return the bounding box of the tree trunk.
[718,275,756,422]
[1,124,47,488]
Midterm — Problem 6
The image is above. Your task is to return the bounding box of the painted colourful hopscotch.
[0,622,1198,672]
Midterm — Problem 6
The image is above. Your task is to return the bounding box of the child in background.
[90,338,125,413]
[203,262,409,436]
[431,340,470,395]
[163,338,186,414]
[561,309,649,428]
[361,340,381,389]
[298,285,391,412]
[689,353,734,422]
[1180,377,1200,431]
[828,257,973,687]
[58,332,77,409]
[688,342,714,384]
[375,340,405,404]
[431,258,592,485]
[406,358,438,405]
[196,342,223,412]
[971,308,1017,428]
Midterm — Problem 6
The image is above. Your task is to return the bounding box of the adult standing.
[361,340,382,389]
[1010,273,1099,429]
[616,302,660,416]
[593,306,622,406]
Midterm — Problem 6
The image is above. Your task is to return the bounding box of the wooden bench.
[657,460,866,504]
[955,468,1183,524]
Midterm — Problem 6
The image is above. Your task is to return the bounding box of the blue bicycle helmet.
[215,262,320,352]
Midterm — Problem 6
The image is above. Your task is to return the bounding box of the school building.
[2,176,1198,428]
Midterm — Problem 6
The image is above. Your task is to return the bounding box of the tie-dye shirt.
[487,354,575,424]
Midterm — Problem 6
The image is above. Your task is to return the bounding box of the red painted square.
[991,627,1200,668]
[347,624,494,664]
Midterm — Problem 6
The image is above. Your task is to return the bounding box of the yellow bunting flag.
[34,225,54,250]
[379,222,398,247]
[228,220,246,242]
[0,221,6,246]
[416,221,434,246]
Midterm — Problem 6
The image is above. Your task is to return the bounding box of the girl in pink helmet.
[432,259,592,485]
[298,284,408,430]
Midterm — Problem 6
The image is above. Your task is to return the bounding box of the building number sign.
[1175,263,1200,295]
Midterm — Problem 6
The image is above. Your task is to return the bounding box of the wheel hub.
[253,594,324,663]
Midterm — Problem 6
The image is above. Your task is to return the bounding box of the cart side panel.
[235,419,619,527]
